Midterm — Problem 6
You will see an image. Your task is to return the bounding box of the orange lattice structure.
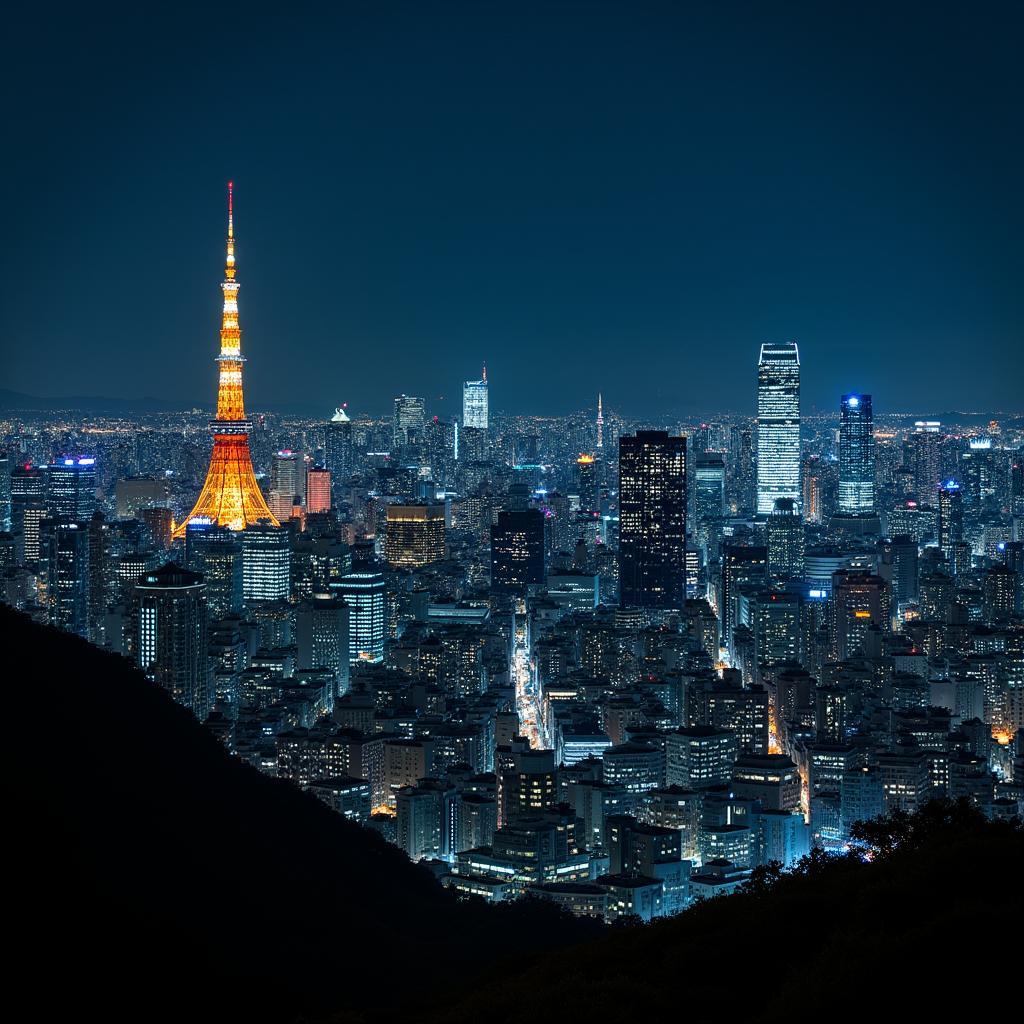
[173,183,279,538]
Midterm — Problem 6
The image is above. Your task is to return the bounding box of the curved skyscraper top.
[756,342,801,517]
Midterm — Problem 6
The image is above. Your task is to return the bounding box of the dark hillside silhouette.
[0,606,594,1022]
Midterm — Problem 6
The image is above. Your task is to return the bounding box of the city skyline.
[3,6,1023,1020]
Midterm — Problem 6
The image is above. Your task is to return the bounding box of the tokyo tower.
[172,183,279,539]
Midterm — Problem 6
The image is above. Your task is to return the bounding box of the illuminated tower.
[596,393,604,450]
[173,184,278,538]
[838,394,875,515]
[756,342,801,516]
[463,364,489,430]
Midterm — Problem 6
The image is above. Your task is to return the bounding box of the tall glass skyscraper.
[618,430,687,610]
[838,394,875,515]
[463,367,488,429]
[756,342,801,516]
[47,457,98,519]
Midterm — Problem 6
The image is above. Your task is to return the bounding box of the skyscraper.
[385,504,446,568]
[938,481,964,557]
[910,422,942,505]
[39,517,91,637]
[47,457,97,519]
[463,366,488,430]
[491,508,546,591]
[324,406,353,491]
[174,183,279,537]
[694,453,726,556]
[618,431,687,610]
[333,571,386,663]
[297,596,351,697]
[575,454,599,512]
[270,451,306,508]
[838,394,875,515]
[306,467,331,514]
[135,562,210,720]
[766,498,804,584]
[756,342,801,516]
[241,521,291,603]
[187,524,244,618]
[0,455,10,532]
[10,464,46,562]
[394,395,426,448]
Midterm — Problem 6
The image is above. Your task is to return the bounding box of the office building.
[135,562,210,720]
[618,431,687,610]
[296,596,351,698]
[324,406,353,488]
[938,481,964,558]
[766,498,804,584]
[385,504,446,568]
[333,572,386,663]
[491,508,545,591]
[306,467,331,514]
[837,394,875,515]
[242,522,290,603]
[393,395,426,448]
[463,367,488,429]
[756,342,801,516]
[47,457,97,519]
[694,453,726,555]
[39,517,91,637]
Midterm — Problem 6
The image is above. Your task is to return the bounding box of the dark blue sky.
[2,1,1021,417]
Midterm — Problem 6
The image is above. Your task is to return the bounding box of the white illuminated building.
[756,341,801,516]
[463,365,489,429]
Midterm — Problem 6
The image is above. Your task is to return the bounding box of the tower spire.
[482,361,487,382]
[173,183,279,538]
[597,392,604,448]
[225,181,236,279]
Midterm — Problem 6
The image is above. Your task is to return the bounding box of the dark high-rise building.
[47,457,97,520]
[188,525,244,618]
[720,544,768,651]
[491,508,545,591]
[135,562,210,720]
[10,464,47,563]
[766,498,804,584]
[694,453,726,556]
[39,517,91,638]
[937,481,963,558]
[297,596,351,698]
[911,422,942,504]
[831,570,891,661]
[756,342,801,516]
[618,431,687,610]
[324,406,353,491]
[838,394,874,515]
[575,454,599,512]
[880,535,919,607]
[393,394,426,448]
[0,455,11,532]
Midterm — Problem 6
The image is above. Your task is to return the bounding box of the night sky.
[2,2,1022,417]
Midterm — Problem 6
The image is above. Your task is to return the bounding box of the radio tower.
[596,392,604,449]
[173,183,279,538]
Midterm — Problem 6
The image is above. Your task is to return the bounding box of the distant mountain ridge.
[0,388,202,413]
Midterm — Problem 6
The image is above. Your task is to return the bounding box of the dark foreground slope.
[0,607,593,1022]
[403,804,1023,1024]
